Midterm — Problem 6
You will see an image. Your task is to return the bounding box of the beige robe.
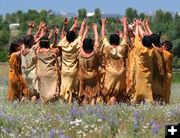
[162,50,173,103]
[21,48,39,97]
[78,46,100,103]
[101,37,127,102]
[152,46,164,102]
[58,36,82,102]
[36,49,60,102]
[132,36,154,103]
[126,43,136,100]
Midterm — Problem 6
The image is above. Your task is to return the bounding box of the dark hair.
[9,41,19,55]
[83,38,94,53]
[18,37,25,45]
[109,34,120,46]
[66,31,76,43]
[24,35,34,48]
[40,36,49,48]
[151,33,160,47]
[142,35,152,48]
[161,40,173,51]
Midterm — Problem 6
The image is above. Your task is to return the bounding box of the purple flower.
[133,111,140,128]
[49,128,56,138]
[59,131,69,138]
[56,115,61,120]
[150,120,160,134]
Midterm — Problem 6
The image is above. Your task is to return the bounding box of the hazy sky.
[0,0,179,15]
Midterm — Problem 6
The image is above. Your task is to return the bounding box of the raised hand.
[92,23,97,30]
[28,22,35,28]
[101,18,107,25]
[64,18,68,26]
[86,25,90,31]
[82,18,86,26]
[54,25,59,35]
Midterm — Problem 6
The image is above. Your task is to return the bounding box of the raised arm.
[141,20,149,36]
[121,17,128,43]
[138,20,145,39]
[27,22,35,35]
[50,26,59,48]
[92,23,99,51]
[79,18,86,37]
[60,18,68,39]
[101,18,106,38]
[69,16,78,32]
[135,19,140,38]
[145,18,153,35]
[82,25,89,41]
[34,25,46,43]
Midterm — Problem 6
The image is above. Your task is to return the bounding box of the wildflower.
[97,119,102,122]
[49,128,56,138]
[150,121,160,134]
[133,111,140,129]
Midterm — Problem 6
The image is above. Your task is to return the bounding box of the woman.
[58,18,85,103]
[78,24,100,104]
[100,17,128,104]
[36,36,61,103]
[161,41,173,103]
[7,41,30,101]
[21,35,40,101]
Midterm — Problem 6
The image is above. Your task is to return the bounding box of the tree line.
[0,8,180,68]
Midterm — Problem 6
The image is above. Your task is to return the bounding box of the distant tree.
[78,8,87,19]
[5,13,17,23]
[138,13,146,19]
[125,8,138,23]
[164,12,172,23]
[155,9,164,22]
[39,10,48,23]
[94,8,101,19]
[174,12,180,22]
[173,39,180,57]
[0,21,10,49]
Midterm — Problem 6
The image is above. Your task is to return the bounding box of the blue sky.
[0,0,179,15]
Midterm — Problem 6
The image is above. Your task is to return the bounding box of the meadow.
[0,63,180,138]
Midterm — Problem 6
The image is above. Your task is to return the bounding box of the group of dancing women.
[7,16,173,105]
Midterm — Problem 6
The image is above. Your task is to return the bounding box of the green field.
[0,64,180,138]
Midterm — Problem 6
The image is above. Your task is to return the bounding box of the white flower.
[75,123,80,126]
[77,130,82,134]
[70,121,75,125]
[75,119,82,123]
[84,125,89,129]
[97,119,102,122]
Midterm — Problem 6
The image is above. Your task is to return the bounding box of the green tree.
[78,8,87,19]
[155,9,164,22]
[125,7,138,23]
[164,12,172,23]
[94,8,101,19]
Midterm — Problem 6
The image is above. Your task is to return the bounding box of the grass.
[172,72,180,83]
[0,64,180,138]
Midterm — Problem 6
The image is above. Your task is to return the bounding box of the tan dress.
[132,36,154,103]
[58,36,82,102]
[162,50,173,103]
[152,46,164,102]
[78,47,100,103]
[36,49,60,102]
[101,37,127,103]
[21,48,39,97]
[126,43,136,100]
[8,53,30,101]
